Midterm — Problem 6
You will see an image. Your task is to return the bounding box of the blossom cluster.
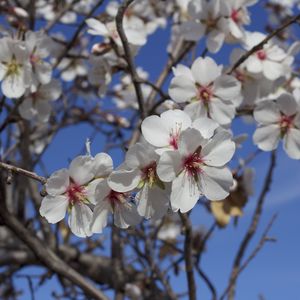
[1,0,300,237]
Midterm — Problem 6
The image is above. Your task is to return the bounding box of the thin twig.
[0,161,47,184]
[229,13,300,74]
[179,213,196,300]
[221,150,277,300]
[116,0,145,119]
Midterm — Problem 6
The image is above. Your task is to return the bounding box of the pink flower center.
[66,183,86,205]
[198,86,212,103]
[234,70,245,82]
[108,190,126,205]
[231,9,240,23]
[280,114,294,133]
[30,54,40,64]
[183,152,203,177]
[169,124,183,150]
[256,50,267,60]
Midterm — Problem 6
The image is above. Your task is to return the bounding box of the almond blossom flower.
[253,93,300,159]
[40,153,113,237]
[141,109,218,154]
[169,57,241,125]
[108,143,170,220]
[18,79,61,122]
[86,17,147,47]
[91,179,141,233]
[25,31,53,91]
[0,37,32,98]
[179,0,229,53]
[157,127,235,213]
[243,31,294,81]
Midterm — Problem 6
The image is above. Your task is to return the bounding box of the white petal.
[209,97,235,125]
[69,155,95,185]
[95,179,112,202]
[246,56,262,74]
[192,117,218,139]
[253,125,281,151]
[136,185,169,220]
[283,129,300,159]
[46,168,69,196]
[206,30,225,54]
[93,152,113,177]
[141,115,170,147]
[39,195,68,223]
[254,101,281,124]
[178,128,204,157]
[35,61,52,85]
[2,73,26,98]
[90,199,111,233]
[200,166,233,200]
[114,203,141,228]
[157,151,182,182]
[202,131,235,166]
[262,61,284,80]
[125,143,158,169]
[213,75,241,101]
[277,93,297,116]
[86,18,109,36]
[191,57,222,86]
[169,76,197,103]
[179,21,205,41]
[170,172,200,213]
[108,167,141,192]
[86,178,103,205]
[68,203,93,238]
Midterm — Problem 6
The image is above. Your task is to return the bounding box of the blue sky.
[2,0,300,299]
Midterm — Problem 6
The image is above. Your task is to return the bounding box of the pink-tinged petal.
[202,131,235,166]
[178,128,204,157]
[93,152,113,177]
[157,151,182,182]
[200,166,233,200]
[192,117,218,139]
[283,128,300,159]
[262,60,284,81]
[68,203,93,238]
[277,93,297,116]
[69,155,95,185]
[108,167,141,192]
[46,168,69,196]
[206,30,225,53]
[213,75,241,101]
[141,115,171,148]
[86,18,109,36]
[209,97,236,125]
[136,185,169,220]
[170,172,200,213]
[90,199,111,234]
[191,57,222,86]
[169,76,197,103]
[179,21,205,41]
[39,195,68,223]
[254,101,281,124]
[253,124,281,151]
